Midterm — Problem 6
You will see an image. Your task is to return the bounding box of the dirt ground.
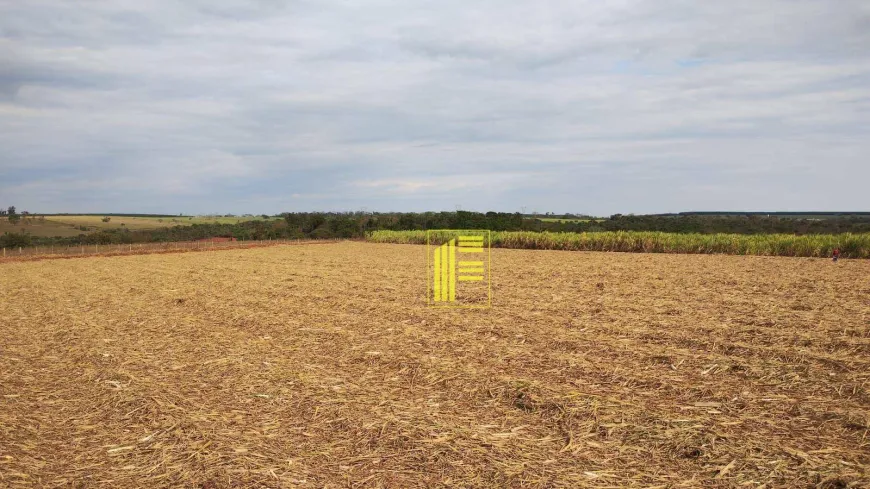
[1,242,868,488]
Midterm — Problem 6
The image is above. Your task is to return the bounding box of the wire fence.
[0,238,337,262]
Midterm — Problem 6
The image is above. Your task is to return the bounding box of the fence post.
[2,248,4,257]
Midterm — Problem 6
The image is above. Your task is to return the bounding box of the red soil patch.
[0,240,339,264]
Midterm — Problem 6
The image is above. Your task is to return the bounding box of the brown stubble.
[0,242,868,488]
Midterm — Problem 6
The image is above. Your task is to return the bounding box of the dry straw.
[1,242,868,487]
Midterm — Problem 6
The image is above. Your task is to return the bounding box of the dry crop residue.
[1,242,868,488]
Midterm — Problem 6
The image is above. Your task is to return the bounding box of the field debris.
[1,242,868,487]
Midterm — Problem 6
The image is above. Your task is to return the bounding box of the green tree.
[7,206,19,224]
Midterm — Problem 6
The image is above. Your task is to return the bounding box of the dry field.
[1,242,868,488]
[45,215,281,232]
[0,215,282,237]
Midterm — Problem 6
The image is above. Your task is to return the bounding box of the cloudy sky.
[1,0,868,215]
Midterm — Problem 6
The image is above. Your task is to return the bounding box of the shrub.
[310,226,335,239]
[1,232,32,248]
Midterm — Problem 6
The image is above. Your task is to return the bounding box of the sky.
[1,0,869,216]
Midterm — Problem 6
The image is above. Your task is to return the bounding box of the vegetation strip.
[368,230,870,258]
[6,210,870,249]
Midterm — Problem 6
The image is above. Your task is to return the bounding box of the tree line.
[576,214,870,234]
[3,211,870,249]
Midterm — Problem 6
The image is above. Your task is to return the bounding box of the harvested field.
[0,239,335,263]
[1,242,868,488]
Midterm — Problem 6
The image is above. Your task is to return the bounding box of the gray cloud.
[1,0,868,215]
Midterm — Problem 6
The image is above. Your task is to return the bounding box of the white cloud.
[0,0,868,214]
